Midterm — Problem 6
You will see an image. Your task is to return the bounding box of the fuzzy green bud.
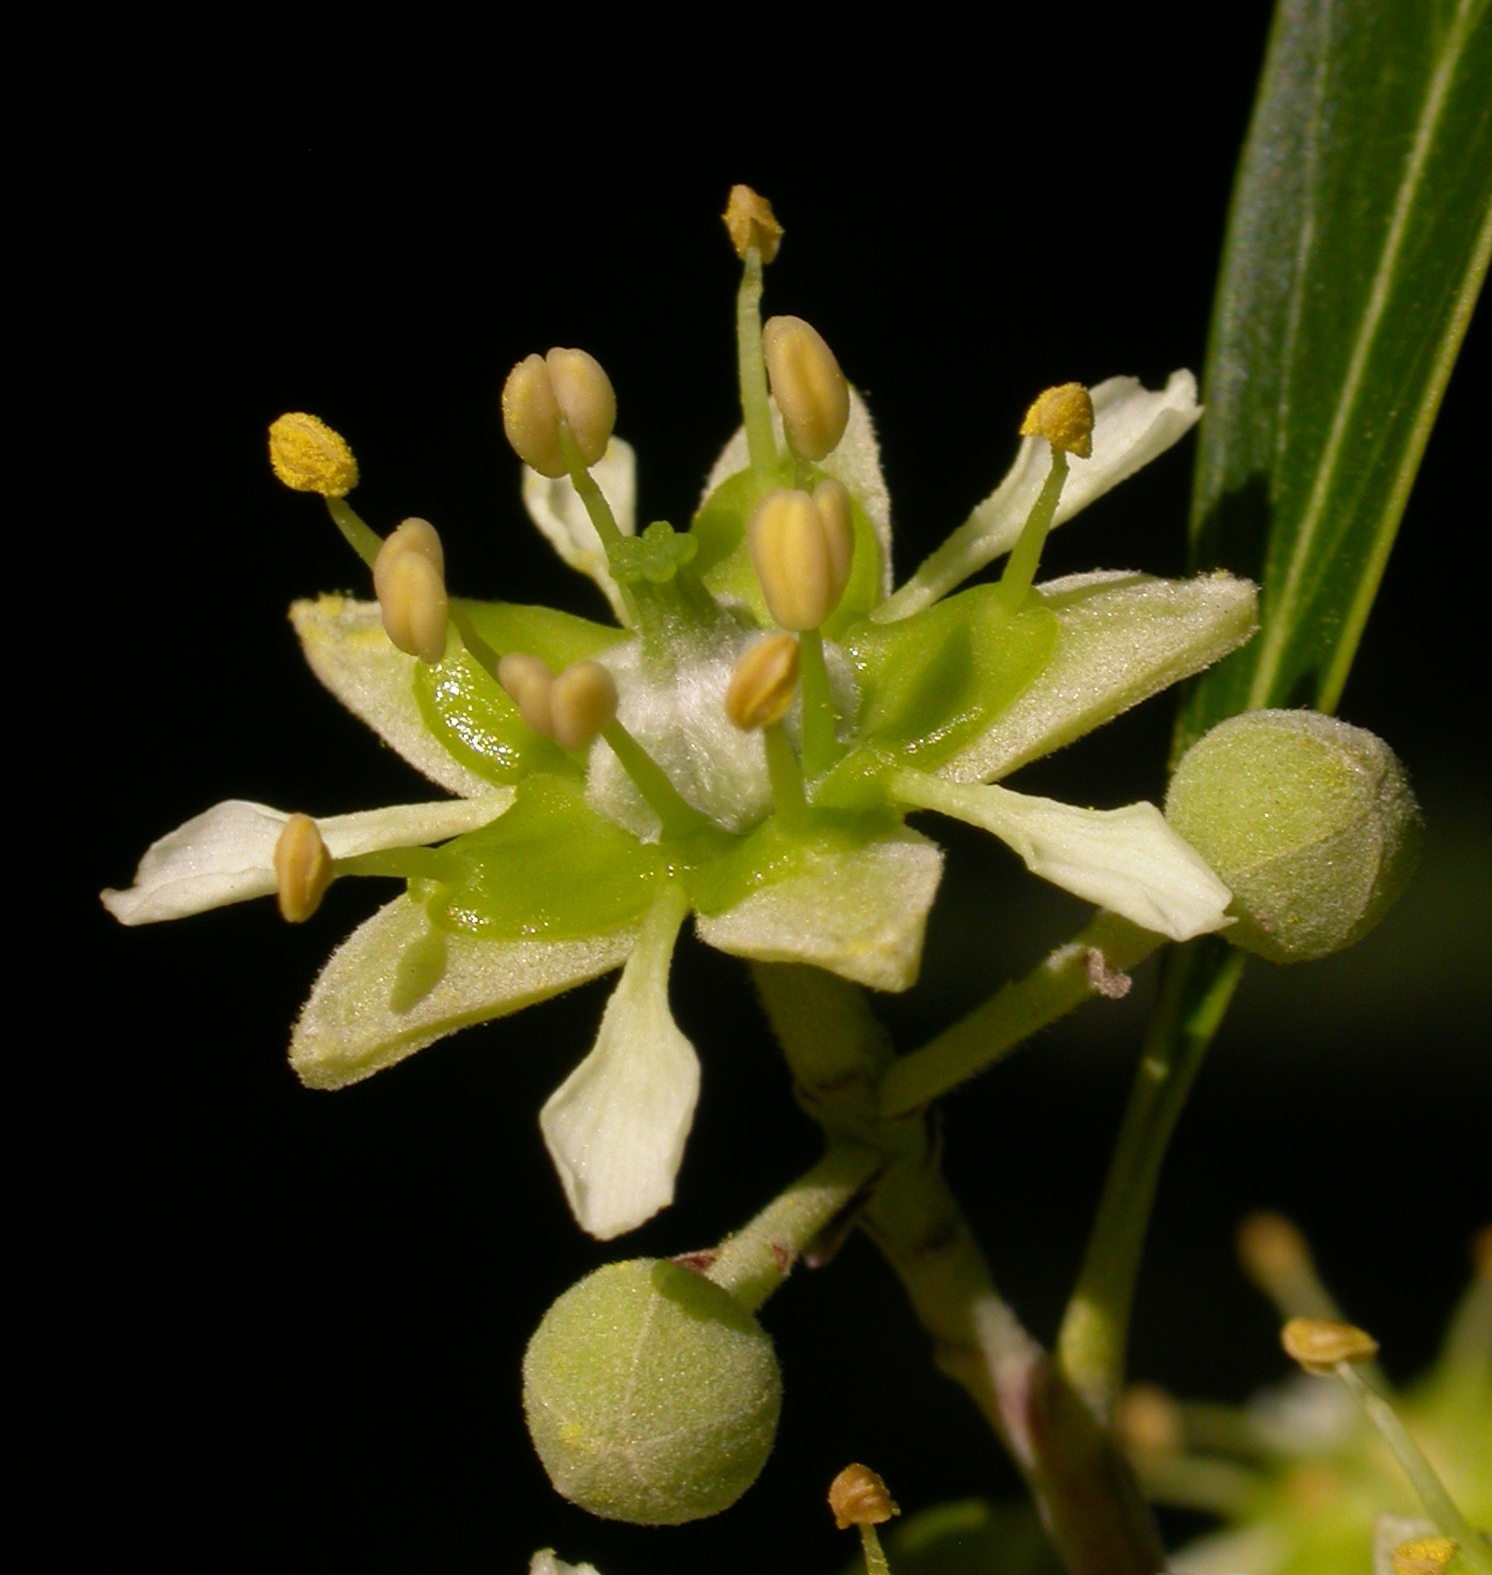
[1166,711,1422,963]
[523,1259,782,1526]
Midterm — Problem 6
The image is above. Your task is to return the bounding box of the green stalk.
[999,449,1068,602]
[599,720,704,838]
[1056,939,1244,1425]
[325,497,383,568]
[797,627,839,778]
[736,249,777,474]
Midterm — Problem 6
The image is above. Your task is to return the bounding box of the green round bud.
[1166,711,1422,963]
[522,1259,782,1526]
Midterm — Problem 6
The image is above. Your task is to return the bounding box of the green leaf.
[1177,0,1492,756]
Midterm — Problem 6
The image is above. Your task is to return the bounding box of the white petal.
[291,595,494,797]
[896,776,1231,942]
[530,1552,603,1575]
[943,570,1258,783]
[291,894,637,1089]
[100,794,513,926]
[539,887,697,1240]
[878,371,1202,620]
[696,827,943,992]
[701,387,892,596]
[521,437,637,622]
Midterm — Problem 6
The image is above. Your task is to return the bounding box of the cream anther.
[273,813,333,923]
[268,412,359,497]
[762,315,850,461]
[373,518,448,664]
[748,484,856,631]
[549,660,619,752]
[1020,382,1095,458]
[1281,1316,1380,1375]
[725,633,801,731]
[497,652,556,738]
[501,349,616,479]
[722,184,784,262]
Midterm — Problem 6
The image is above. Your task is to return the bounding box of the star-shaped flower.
[103,193,1255,1241]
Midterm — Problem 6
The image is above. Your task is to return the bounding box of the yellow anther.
[1281,1316,1380,1375]
[748,484,856,632]
[373,519,449,665]
[828,1464,899,1531]
[1393,1535,1459,1575]
[725,633,801,731]
[501,349,616,479]
[762,315,850,461]
[1115,1384,1183,1456]
[268,412,359,497]
[549,660,618,752]
[1020,382,1095,459]
[722,184,784,263]
[497,651,556,738]
[1239,1211,1313,1290]
[273,813,333,923]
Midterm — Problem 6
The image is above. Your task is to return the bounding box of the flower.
[103,203,1257,1242]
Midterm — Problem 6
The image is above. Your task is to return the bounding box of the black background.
[26,10,1489,1570]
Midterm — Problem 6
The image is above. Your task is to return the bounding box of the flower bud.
[373,518,448,664]
[273,813,333,923]
[1282,1316,1380,1375]
[502,349,616,479]
[725,633,800,730]
[497,652,556,738]
[523,1259,782,1526]
[828,1464,899,1530]
[748,482,856,631]
[722,184,783,263]
[1165,711,1422,963]
[762,315,850,461]
[268,412,359,497]
[1020,383,1094,458]
[549,660,618,752]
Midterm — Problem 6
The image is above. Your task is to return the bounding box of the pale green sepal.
[290,596,493,797]
[942,570,1258,785]
[521,437,637,623]
[895,775,1232,942]
[702,387,892,596]
[539,886,697,1240]
[530,1551,602,1575]
[878,372,1202,621]
[291,894,637,1090]
[101,794,514,925]
[695,826,943,992]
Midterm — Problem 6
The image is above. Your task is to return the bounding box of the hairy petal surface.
[880,372,1202,619]
[291,895,637,1090]
[522,437,637,622]
[695,827,943,992]
[704,387,892,596]
[539,886,697,1240]
[102,794,513,925]
[291,596,493,797]
[943,571,1258,784]
[895,775,1232,942]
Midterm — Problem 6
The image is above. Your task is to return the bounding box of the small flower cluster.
[103,186,1256,1241]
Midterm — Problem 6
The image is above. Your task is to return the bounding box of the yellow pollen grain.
[1393,1536,1458,1575]
[828,1463,899,1530]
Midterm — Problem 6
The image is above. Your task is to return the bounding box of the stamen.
[999,383,1095,601]
[1239,1211,1345,1321]
[724,635,805,817]
[373,517,449,664]
[763,315,850,463]
[496,652,556,737]
[724,185,782,475]
[747,484,855,631]
[1393,1537,1459,1575]
[1284,1319,1492,1572]
[501,349,617,483]
[549,661,618,752]
[273,813,333,923]
[829,1464,899,1575]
